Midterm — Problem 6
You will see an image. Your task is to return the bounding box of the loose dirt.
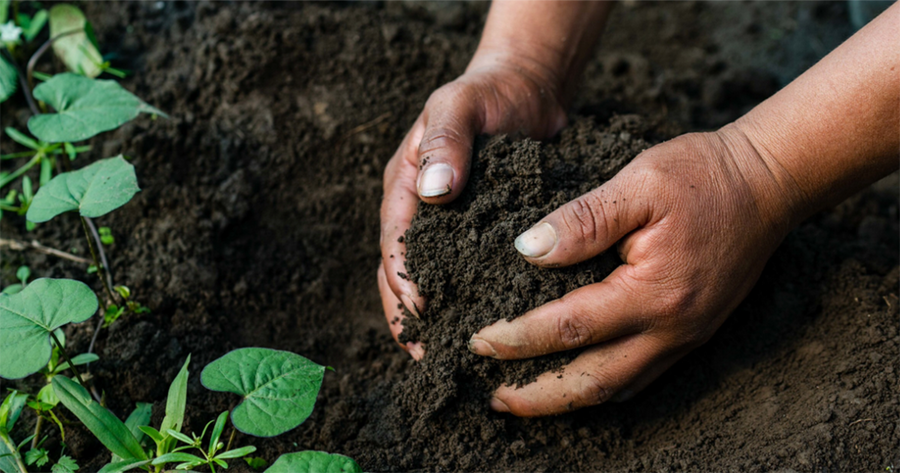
[1,2,896,472]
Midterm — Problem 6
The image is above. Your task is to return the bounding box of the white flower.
[0,21,22,43]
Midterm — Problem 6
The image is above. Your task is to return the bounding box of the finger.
[378,263,424,361]
[513,173,653,267]
[414,85,484,204]
[469,265,645,359]
[489,334,665,417]
[381,121,427,316]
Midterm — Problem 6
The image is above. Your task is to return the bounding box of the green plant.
[0,2,361,471]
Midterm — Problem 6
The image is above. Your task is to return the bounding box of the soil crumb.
[401,115,651,389]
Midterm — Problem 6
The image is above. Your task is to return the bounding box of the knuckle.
[556,315,593,349]
[561,193,605,243]
[578,374,614,407]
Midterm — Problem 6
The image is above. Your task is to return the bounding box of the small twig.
[50,331,87,389]
[848,418,874,426]
[343,112,392,138]
[31,416,43,450]
[0,238,93,264]
[26,30,81,91]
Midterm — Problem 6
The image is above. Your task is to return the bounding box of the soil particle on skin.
[400,115,652,389]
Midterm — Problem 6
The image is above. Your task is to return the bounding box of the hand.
[468,125,805,416]
[378,51,570,359]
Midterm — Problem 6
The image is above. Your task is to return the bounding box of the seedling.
[0,3,361,471]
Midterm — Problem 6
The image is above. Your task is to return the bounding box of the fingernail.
[489,397,510,413]
[400,294,420,318]
[514,222,557,258]
[468,337,497,357]
[418,163,454,198]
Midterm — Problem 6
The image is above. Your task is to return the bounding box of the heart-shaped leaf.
[0,54,17,104]
[0,278,97,379]
[48,5,102,78]
[265,451,361,473]
[52,376,148,462]
[28,73,166,143]
[26,156,139,223]
[200,348,327,437]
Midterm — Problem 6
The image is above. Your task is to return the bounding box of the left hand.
[467,125,805,416]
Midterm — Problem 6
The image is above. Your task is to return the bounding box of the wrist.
[713,123,808,239]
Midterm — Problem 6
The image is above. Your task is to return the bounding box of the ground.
[0,2,897,472]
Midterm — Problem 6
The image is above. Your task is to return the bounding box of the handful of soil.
[400,115,654,395]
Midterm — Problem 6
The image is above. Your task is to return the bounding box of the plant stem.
[84,216,114,293]
[26,30,81,91]
[0,431,28,473]
[50,331,86,389]
[0,153,41,189]
[80,216,114,310]
[226,428,235,452]
[31,415,43,449]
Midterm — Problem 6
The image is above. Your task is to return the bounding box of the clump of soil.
[401,115,652,389]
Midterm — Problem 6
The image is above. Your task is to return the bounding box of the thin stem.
[0,48,39,116]
[31,415,43,450]
[0,432,28,473]
[0,153,42,189]
[225,428,235,452]
[26,30,81,91]
[50,331,86,389]
[80,216,114,310]
[84,217,114,293]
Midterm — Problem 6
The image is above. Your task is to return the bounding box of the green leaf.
[151,452,204,466]
[201,348,327,437]
[0,391,28,432]
[0,0,8,24]
[123,402,151,442]
[48,5,102,78]
[28,73,165,143]
[40,157,52,187]
[209,411,228,455]
[0,285,21,295]
[159,355,190,453]
[0,55,16,104]
[4,128,39,150]
[0,431,26,473]
[0,278,97,379]
[244,457,268,470]
[164,429,193,446]
[54,353,99,373]
[97,459,150,473]
[137,426,163,443]
[26,156,140,223]
[51,376,148,462]
[24,448,48,467]
[265,452,362,473]
[63,142,76,160]
[216,446,256,460]
[22,10,47,42]
[50,455,78,473]
[14,267,29,286]
[36,384,59,408]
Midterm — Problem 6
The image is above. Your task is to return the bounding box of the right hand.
[378,51,571,359]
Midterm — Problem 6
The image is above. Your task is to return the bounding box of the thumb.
[414,85,485,203]
[514,175,652,267]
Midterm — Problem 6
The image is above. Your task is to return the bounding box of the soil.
[400,116,652,388]
[1,2,897,472]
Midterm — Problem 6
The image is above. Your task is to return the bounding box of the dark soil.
[400,116,652,388]
[1,2,897,472]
